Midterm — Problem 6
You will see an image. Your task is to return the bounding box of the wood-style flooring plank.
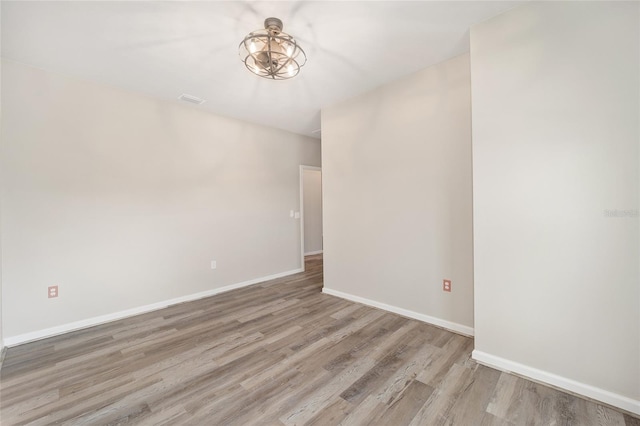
[1,255,637,425]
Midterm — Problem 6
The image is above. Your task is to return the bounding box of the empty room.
[0,1,638,424]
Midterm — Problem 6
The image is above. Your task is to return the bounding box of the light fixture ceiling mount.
[239,17,307,80]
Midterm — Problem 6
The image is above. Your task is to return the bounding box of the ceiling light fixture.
[239,17,306,80]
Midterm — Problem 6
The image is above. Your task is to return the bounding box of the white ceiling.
[1,1,522,138]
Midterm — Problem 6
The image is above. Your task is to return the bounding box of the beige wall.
[303,169,323,255]
[471,0,639,407]
[0,60,321,341]
[321,53,473,334]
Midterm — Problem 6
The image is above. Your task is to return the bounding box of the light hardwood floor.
[1,255,638,425]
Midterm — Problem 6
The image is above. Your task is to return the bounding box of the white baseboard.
[304,250,323,256]
[322,287,474,337]
[472,350,640,416]
[3,268,303,348]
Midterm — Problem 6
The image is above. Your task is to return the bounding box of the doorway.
[299,166,322,271]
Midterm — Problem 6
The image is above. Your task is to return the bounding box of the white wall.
[471,0,639,411]
[303,169,323,255]
[0,60,320,342]
[322,53,474,335]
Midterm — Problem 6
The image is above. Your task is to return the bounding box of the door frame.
[299,165,322,271]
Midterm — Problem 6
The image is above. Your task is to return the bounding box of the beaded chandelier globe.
[239,17,307,80]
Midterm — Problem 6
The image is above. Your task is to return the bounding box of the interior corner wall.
[0,60,321,342]
[471,0,640,411]
[321,53,473,335]
[302,169,323,255]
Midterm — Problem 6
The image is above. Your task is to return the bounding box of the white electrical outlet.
[48,285,59,298]
[211,260,217,269]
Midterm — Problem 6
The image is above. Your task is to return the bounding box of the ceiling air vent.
[178,93,206,105]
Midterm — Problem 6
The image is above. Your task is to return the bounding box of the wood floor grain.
[0,255,636,425]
